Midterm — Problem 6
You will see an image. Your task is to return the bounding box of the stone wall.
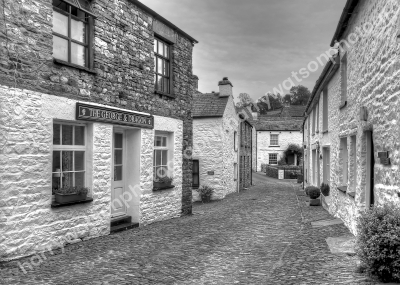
[257,131,303,171]
[0,0,195,215]
[304,0,400,235]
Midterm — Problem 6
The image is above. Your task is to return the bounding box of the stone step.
[110,222,139,234]
[111,215,132,227]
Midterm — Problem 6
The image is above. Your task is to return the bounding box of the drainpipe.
[302,119,305,190]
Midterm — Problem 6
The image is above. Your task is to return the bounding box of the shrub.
[356,205,400,282]
[154,176,173,183]
[320,183,330,196]
[196,185,214,203]
[305,186,320,198]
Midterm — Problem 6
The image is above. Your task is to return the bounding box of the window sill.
[269,145,280,147]
[192,185,199,189]
[339,101,347,110]
[153,185,175,191]
[51,197,93,208]
[348,191,356,198]
[154,90,176,98]
[337,186,347,193]
[53,59,97,74]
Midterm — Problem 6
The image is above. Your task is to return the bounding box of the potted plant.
[320,183,330,196]
[195,185,214,203]
[153,176,173,189]
[54,186,89,204]
[308,186,321,206]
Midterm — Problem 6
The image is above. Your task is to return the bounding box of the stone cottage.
[255,105,305,171]
[192,77,239,200]
[0,0,197,260]
[303,0,400,234]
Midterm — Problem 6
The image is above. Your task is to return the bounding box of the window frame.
[270,134,279,146]
[153,134,169,180]
[52,0,95,70]
[52,122,87,192]
[192,159,200,188]
[269,153,278,165]
[154,36,174,97]
[234,131,238,151]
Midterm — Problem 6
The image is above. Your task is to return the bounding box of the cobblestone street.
[0,174,375,284]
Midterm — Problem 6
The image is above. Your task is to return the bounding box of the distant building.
[192,78,240,200]
[255,105,305,171]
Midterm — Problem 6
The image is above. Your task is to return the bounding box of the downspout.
[302,118,305,190]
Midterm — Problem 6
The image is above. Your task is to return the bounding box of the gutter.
[131,0,199,44]
[330,0,360,46]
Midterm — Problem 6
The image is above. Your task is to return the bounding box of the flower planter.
[309,198,321,206]
[55,193,87,204]
[153,181,172,189]
[202,196,211,203]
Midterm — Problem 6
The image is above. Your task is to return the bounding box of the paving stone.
[311,218,344,228]
[326,236,356,256]
[0,174,376,284]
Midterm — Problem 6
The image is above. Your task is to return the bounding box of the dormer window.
[52,0,95,69]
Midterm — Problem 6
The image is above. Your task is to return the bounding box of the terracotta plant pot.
[55,193,87,204]
[309,198,321,206]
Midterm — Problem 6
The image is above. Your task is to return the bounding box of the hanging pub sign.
[76,103,154,129]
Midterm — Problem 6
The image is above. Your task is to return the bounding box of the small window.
[234,131,238,151]
[153,134,170,179]
[269,153,278,165]
[340,137,348,186]
[154,37,172,95]
[52,123,86,193]
[192,160,199,188]
[341,53,348,105]
[270,134,279,146]
[323,88,328,131]
[52,0,95,68]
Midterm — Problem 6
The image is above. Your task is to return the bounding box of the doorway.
[111,131,126,218]
[366,131,375,207]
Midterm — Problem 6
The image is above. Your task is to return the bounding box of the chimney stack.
[192,75,199,91]
[218,77,233,97]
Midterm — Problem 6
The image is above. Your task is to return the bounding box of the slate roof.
[193,92,230,118]
[255,105,306,131]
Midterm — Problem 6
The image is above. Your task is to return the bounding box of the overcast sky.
[144,0,347,102]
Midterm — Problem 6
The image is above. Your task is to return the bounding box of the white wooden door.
[111,131,126,217]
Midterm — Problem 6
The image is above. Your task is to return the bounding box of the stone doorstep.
[326,235,356,256]
[311,218,343,228]
[110,215,139,234]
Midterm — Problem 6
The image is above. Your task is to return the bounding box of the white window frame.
[153,133,172,179]
[270,134,279,146]
[269,153,278,165]
[234,131,238,151]
[52,122,87,190]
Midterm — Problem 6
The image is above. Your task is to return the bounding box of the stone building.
[0,0,197,260]
[192,77,240,200]
[255,105,305,171]
[303,0,400,234]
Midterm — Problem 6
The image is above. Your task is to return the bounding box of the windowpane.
[71,19,86,43]
[163,78,169,93]
[154,39,157,53]
[74,126,85,145]
[193,160,199,172]
[164,45,169,58]
[155,136,162,147]
[71,6,86,18]
[157,75,163,91]
[115,133,123,148]
[62,151,74,172]
[155,150,162,166]
[53,35,68,62]
[53,11,68,36]
[52,151,61,172]
[162,150,168,165]
[75,172,85,187]
[114,166,123,181]
[75,151,85,171]
[156,166,166,178]
[158,41,164,57]
[63,172,73,188]
[53,124,61,145]
[157,58,163,74]
[162,137,167,147]
[62,125,73,145]
[115,150,123,165]
[164,61,169,76]
[71,43,86,66]
[53,0,68,12]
